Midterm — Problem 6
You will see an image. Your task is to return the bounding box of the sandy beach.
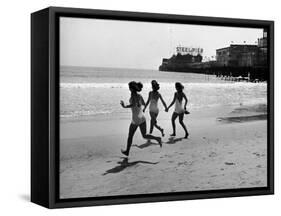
[60,103,267,199]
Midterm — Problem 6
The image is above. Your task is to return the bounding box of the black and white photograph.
[59,17,268,199]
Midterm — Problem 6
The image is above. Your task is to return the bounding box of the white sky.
[60,17,263,70]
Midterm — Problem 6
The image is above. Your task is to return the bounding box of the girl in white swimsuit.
[120,81,162,156]
[166,82,189,138]
[143,80,167,136]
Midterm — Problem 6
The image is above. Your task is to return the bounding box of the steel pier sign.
[176,46,203,55]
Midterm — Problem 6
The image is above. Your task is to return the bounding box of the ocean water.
[60,66,267,119]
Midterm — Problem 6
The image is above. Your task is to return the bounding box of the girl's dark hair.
[128,81,143,92]
[151,80,160,91]
[175,82,184,91]
[136,82,143,92]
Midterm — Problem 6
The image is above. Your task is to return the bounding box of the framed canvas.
[31,6,274,208]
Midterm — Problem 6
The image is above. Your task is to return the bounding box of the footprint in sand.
[225,162,235,165]
[177,161,194,166]
[178,162,187,166]
[208,152,217,158]
[253,152,261,157]
[164,154,173,158]
[256,165,262,168]
[253,152,266,157]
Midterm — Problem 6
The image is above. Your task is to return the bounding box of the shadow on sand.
[165,136,185,145]
[103,158,158,175]
[133,140,159,149]
[217,114,267,123]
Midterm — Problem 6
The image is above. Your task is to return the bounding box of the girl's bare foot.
[157,137,162,148]
[170,133,176,136]
[184,133,189,139]
[121,149,129,156]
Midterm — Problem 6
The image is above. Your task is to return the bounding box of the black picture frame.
[31,6,274,209]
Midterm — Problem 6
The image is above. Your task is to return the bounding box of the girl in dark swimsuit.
[120,81,162,156]
[143,80,167,137]
[166,82,189,138]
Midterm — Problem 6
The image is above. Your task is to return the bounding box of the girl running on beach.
[166,82,189,138]
[120,81,162,156]
[143,80,167,137]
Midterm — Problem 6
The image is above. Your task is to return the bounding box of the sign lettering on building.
[176,46,203,55]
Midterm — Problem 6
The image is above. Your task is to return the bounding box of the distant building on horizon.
[257,29,268,66]
[216,44,258,67]
[216,29,268,67]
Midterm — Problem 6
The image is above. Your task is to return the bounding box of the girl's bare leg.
[149,112,154,134]
[153,112,164,137]
[179,113,189,138]
[122,123,138,156]
[171,112,178,136]
[139,121,162,147]
[150,112,164,136]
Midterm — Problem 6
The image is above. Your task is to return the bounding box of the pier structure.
[159,29,268,82]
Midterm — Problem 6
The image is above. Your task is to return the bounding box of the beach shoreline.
[60,103,267,199]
